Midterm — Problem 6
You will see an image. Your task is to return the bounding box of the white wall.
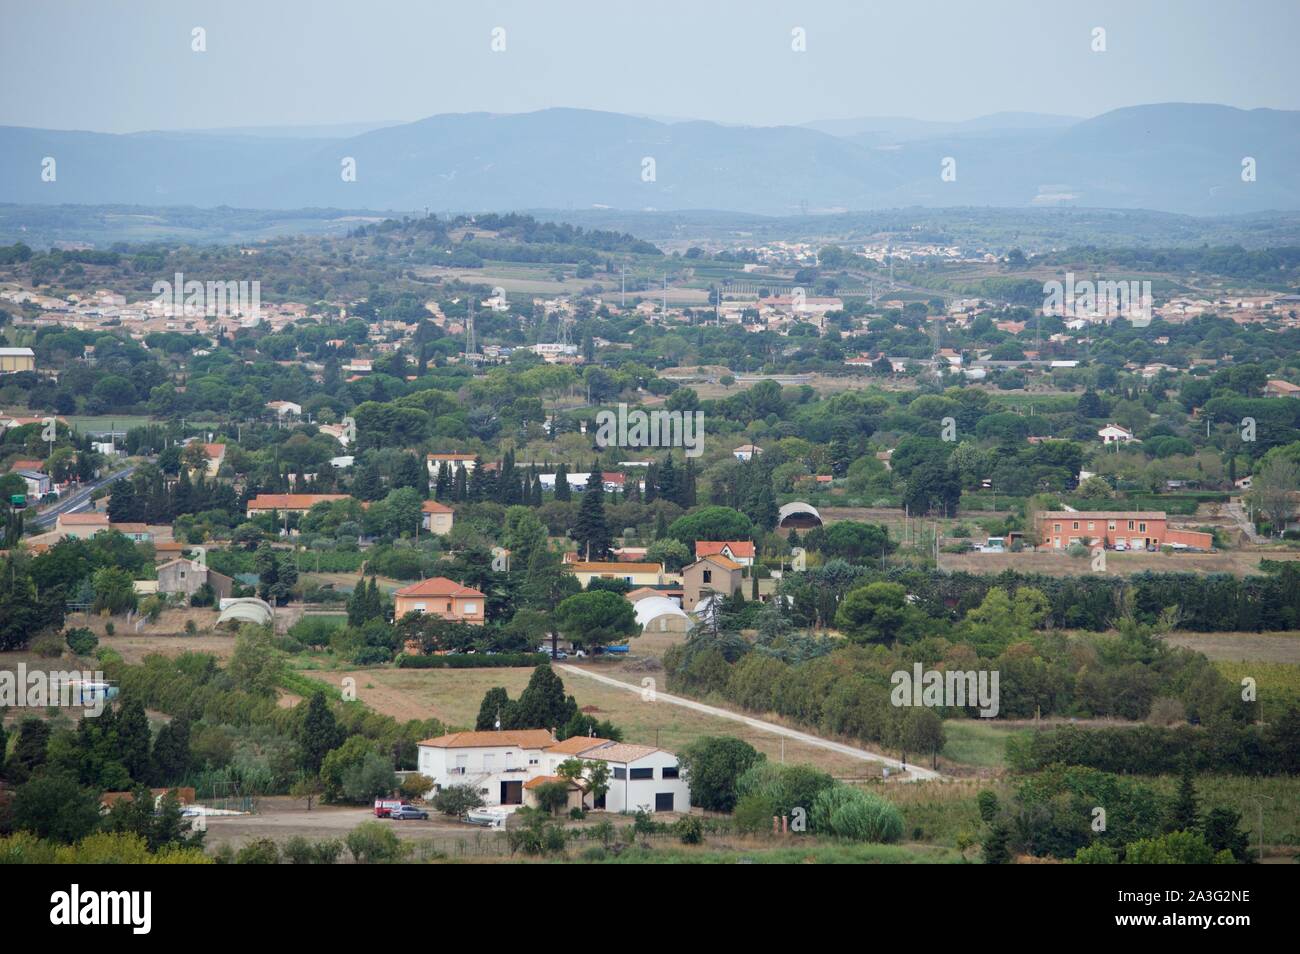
[600,750,690,814]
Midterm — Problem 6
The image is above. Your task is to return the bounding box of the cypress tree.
[572,470,612,559]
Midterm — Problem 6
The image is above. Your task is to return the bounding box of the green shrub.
[396,652,548,669]
[65,627,98,656]
[235,838,281,864]
[674,815,704,845]
[346,821,409,863]
[811,784,904,843]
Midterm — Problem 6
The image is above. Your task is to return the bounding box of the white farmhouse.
[416,729,690,814]
[1098,423,1139,446]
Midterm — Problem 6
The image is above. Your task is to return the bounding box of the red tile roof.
[246,493,351,510]
[695,540,755,559]
[394,576,485,599]
[417,729,554,749]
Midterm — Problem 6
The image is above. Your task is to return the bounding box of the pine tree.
[658,455,678,504]
[435,461,451,500]
[1171,760,1200,832]
[681,458,698,507]
[467,456,488,501]
[452,464,468,501]
[476,687,511,731]
[643,461,658,503]
[499,450,518,505]
[300,693,340,773]
[746,477,779,532]
[508,666,577,731]
[572,471,612,559]
[107,478,137,523]
[982,822,1012,864]
[554,462,571,501]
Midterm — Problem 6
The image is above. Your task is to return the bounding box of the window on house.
[1139,523,1146,533]
[662,765,680,779]
[1054,523,1061,532]
[1128,521,1135,530]
[462,602,478,614]
[1109,521,1116,530]
[702,570,712,583]
[630,768,653,780]
[613,767,626,780]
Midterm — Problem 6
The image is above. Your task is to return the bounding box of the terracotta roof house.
[55,512,110,538]
[565,561,664,588]
[245,493,351,517]
[694,540,755,566]
[393,577,486,624]
[420,499,454,535]
[682,554,744,612]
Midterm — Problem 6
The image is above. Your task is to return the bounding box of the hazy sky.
[3,0,1298,133]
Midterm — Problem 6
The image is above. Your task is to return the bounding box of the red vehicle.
[374,799,407,818]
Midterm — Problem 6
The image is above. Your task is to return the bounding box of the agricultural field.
[308,663,880,778]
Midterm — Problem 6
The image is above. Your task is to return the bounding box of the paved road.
[558,663,942,781]
[29,463,138,530]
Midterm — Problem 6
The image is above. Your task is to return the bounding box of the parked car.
[373,799,406,818]
[390,805,429,820]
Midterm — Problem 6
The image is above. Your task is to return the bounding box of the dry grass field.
[1163,631,1300,664]
[312,663,876,777]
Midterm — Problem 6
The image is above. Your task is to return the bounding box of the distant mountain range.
[1,104,1296,216]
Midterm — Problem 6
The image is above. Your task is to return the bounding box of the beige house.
[421,500,454,534]
[565,561,664,589]
[157,558,234,601]
[0,348,36,373]
[681,554,744,612]
[55,512,110,538]
[392,577,486,624]
[245,493,351,518]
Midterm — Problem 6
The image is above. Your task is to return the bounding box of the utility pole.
[621,264,626,308]
[1249,794,1273,862]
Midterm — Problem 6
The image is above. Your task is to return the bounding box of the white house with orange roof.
[694,540,755,567]
[415,730,554,807]
[416,729,689,812]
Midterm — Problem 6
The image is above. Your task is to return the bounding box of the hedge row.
[396,652,549,669]
[1005,715,1300,776]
